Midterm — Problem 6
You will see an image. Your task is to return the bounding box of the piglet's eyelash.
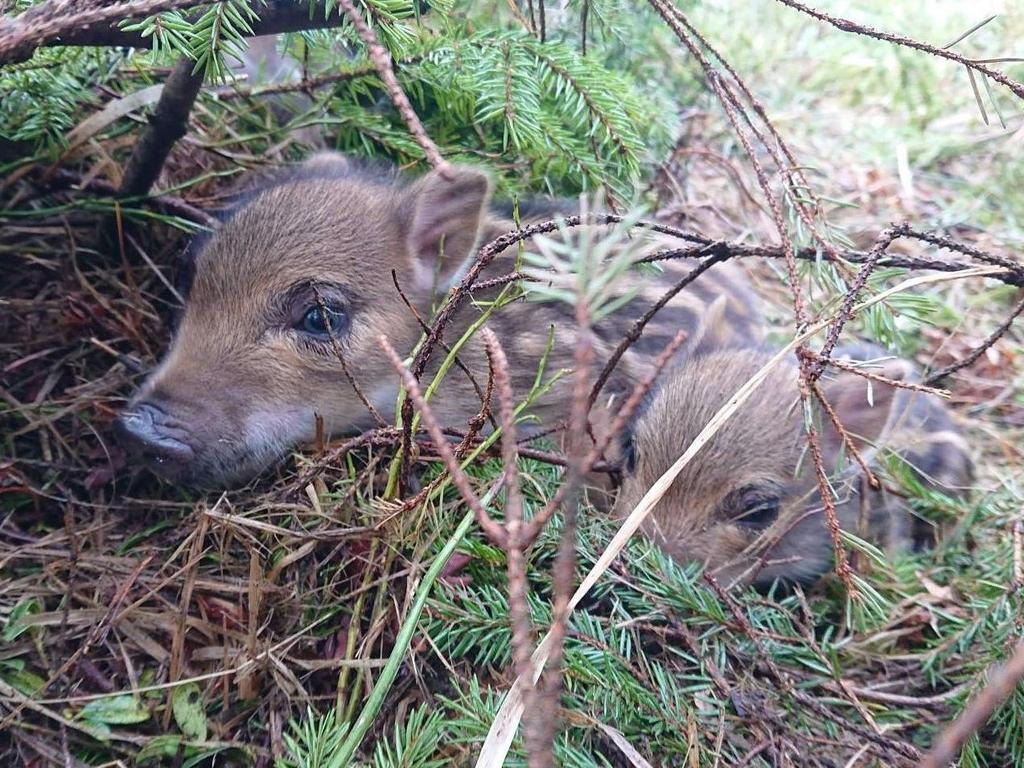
[294,334,337,355]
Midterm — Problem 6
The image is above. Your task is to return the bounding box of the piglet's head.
[115,154,491,487]
[614,348,911,588]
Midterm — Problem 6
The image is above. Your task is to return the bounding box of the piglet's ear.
[820,359,912,460]
[301,151,352,176]
[686,295,732,357]
[401,164,491,293]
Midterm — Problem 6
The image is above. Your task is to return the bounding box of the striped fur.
[117,153,762,487]
[613,345,974,588]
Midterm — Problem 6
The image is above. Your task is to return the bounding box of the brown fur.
[117,152,762,487]
[612,346,974,588]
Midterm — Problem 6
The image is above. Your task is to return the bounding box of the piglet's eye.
[299,304,347,337]
[721,485,782,530]
[735,497,779,529]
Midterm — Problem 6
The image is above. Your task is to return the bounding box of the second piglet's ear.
[401,164,491,293]
[301,151,352,175]
[819,360,912,460]
[686,295,732,357]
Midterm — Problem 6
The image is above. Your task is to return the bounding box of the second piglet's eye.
[736,496,780,529]
[298,303,347,337]
[722,485,781,530]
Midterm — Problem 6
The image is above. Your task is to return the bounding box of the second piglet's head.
[115,155,492,487]
[613,348,946,589]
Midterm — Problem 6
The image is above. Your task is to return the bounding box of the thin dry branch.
[811,224,908,379]
[648,0,859,593]
[32,167,218,228]
[481,331,532,706]
[774,0,1024,101]
[588,243,729,409]
[662,3,843,274]
[798,348,947,398]
[649,0,810,326]
[216,63,379,100]
[922,641,1024,768]
[904,227,1024,274]
[336,0,446,171]
[482,328,546,765]
[390,268,494,492]
[809,379,879,490]
[0,0,202,64]
[798,375,856,595]
[411,214,709,384]
[924,292,1024,385]
[530,302,593,767]
[637,240,1024,282]
[378,335,507,547]
[313,286,387,428]
[119,55,205,199]
[519,328,688,548]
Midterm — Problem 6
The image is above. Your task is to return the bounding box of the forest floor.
[2,1,1024,766]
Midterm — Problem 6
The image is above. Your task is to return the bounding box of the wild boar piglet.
[115,152,762,487]
[613,346,973,588]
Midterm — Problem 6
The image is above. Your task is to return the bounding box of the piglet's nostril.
[115,402,195,467]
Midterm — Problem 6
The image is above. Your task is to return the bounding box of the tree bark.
[118,55,203,198]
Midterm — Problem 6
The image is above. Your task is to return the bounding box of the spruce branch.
[0,0,348,65]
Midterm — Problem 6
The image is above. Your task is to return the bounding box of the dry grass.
[3,2,1024,766]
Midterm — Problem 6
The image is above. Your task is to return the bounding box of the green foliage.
[523,196,649,320]
[281,703,449,768]
[171,683,209,742]
[416,469,1023,765]
[370,705,449,768]
[295,24,667,198]
[0,49,122,148]
[4,1,1024,766]
[2,0,670,201]
[78,695,151,742]
[280,707,352,768]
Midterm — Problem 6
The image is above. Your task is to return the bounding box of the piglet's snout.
[114,402,195,475]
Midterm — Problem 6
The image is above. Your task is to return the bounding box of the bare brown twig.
[809,379,879,490]
[531,301,593,767]
[519,328,688,548]
[410,213,710,386]
[648,0,860,595]
[312,287,387,428]
[481,328,541,762]
[799,349,948,398]
[0,0,203,64]
[924,292,1024,386]
[798,375,856,597]
[217,63,379,100]
[0,0,348,65]
[774,0,1024,102]
[811,224,908,380]
[587,242,729,409]
[922,642,1024,768]
[378,335,507,547]
[119,56,205,200]
[703,573,920,764]
[336,0,447,171]
[662,3,844,274]
[30,167,218,228]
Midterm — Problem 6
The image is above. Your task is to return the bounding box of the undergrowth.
[1,1,1024,767]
